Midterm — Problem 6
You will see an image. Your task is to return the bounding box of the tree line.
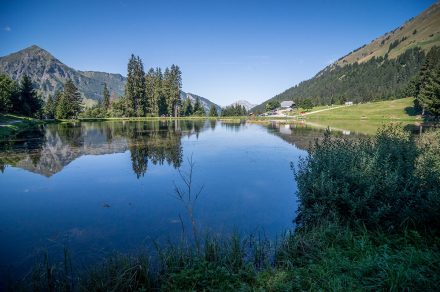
[0,74,43,117]
[221,104,247,116]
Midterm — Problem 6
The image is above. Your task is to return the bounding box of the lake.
[0,120,364,277]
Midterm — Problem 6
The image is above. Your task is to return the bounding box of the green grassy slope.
[306,97,420,121]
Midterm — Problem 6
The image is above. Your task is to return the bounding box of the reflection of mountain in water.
[0,120,211,178]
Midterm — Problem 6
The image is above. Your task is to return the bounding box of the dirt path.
[272,105,349,118]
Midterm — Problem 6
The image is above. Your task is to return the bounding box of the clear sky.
[0,0,436,106]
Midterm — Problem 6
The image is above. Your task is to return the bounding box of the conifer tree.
[180,98,193,116]
[169,65,182,117]
[125,55,146,116]
[192,97,205,116]
[145,68,155,115]
[208,104,218,117]
[56,79,82,119]
[19,75,43,117]
[0,74,17,113]
[163,67,172,115]
[44,94,56,119]
[153,68,167,116]
[418,65,440,117]
[103,83,110,111]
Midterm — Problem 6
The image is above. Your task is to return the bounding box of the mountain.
[180,91,221,113]
[0,45,126,100]
[252,1,440,112]
[229,100,257,111]
[0,45,220,111]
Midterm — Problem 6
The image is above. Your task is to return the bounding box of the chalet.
[280,101,295,108]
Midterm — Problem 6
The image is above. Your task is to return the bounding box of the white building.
[280,101,295,108]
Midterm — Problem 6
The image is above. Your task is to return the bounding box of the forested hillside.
[252,1,440,112]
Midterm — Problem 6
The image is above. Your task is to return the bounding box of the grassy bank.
[0,114,45,140]
[7,125,440,291]
[305,97,421,121]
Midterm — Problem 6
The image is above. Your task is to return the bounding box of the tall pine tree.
[145,68,155,115]
[418,64,440,117]
[103,83,110,111]
[125,55,146,116]
[19,75,42,117]
[43,94,56,119]
[169,65,182,117]
[56,79,82,119]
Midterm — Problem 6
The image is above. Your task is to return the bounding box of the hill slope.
[336,2,440,66]
[252,1,440,113]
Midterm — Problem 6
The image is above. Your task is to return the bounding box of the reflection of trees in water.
[128,120,211,178]
[220,121,246,132]
[0,125,46,172]
[128,121,184,178]
[0,120,210,178]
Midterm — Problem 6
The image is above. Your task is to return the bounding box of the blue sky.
[0,0,436,105]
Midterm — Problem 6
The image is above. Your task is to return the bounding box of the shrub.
[294,125,440,232]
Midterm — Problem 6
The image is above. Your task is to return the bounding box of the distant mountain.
[252,1,440,112]
[0,45,125,100]
[0,45,220,111]
[180,91,221,113]
[229,100,256,111]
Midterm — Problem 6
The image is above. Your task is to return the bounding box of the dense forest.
[253,46,440,113]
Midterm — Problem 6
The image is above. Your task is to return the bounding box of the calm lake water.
[0,120,354,277]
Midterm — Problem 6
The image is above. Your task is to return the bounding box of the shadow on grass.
[404,106,420,117]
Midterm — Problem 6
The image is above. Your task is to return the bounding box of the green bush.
[294,125,440,232]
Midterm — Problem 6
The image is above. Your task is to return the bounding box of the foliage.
[163,65,182,117]
[265,100,280,111]
[1,74,43,118]
[108,97,128,117]
[299,98,313,110]
[124,55,182,117]
[209,104,218,117]
[102,83,110,111]
[0,74,18,113]
[192,97,206,116]
[125,54,146,116]
[294,125,440,232]
[180,97,194,116]
[221,104,247,116]
[55,79,82,119]
[43,93,56,119]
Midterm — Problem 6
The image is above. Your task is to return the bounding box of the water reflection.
[0,120,211,178]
